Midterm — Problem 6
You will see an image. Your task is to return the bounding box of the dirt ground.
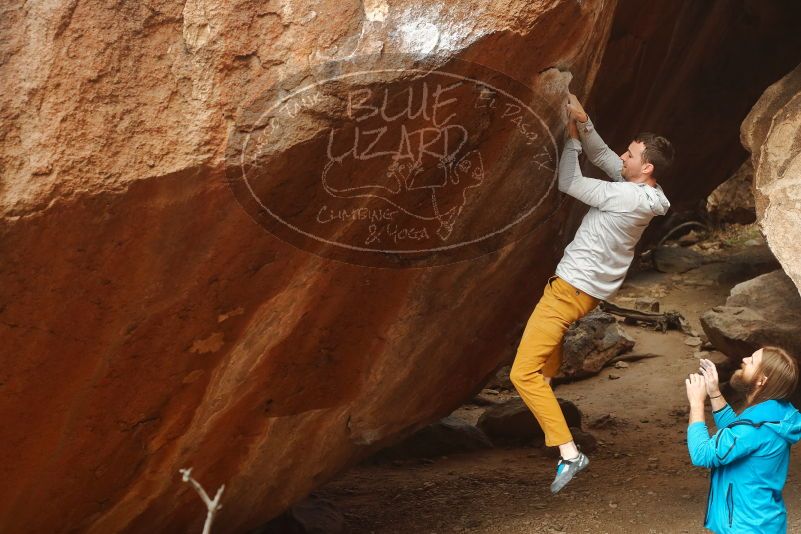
[317,228,801,533]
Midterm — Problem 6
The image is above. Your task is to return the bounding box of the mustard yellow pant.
[510,275,599,446]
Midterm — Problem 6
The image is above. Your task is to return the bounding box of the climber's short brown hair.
[634,132,675,178]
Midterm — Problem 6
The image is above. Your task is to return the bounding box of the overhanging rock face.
[741,62,801,296]
[0,1,617,532]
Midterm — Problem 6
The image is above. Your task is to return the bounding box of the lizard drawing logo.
[226,55,560,268]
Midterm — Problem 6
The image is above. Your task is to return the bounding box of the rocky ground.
[312,226,801,534]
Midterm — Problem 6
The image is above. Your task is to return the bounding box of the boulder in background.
[700,270,801,361]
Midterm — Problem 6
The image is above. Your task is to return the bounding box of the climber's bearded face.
[619,140,651,181]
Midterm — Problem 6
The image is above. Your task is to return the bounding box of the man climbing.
[510,93,674,493]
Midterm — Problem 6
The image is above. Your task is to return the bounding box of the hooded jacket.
[687,399,801,533]
[555,117,670,300]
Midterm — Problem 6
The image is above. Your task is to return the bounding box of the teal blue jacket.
[687,399,801,533]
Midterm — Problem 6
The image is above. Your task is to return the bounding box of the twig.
[606,352,662,365]
[179,467,225,534]
[657,221,710,248]
[600,301,688,333]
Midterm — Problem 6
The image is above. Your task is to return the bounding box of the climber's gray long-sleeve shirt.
[554,117,670,300]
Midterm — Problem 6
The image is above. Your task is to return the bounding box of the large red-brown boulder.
[4,1,801,532]
[0,1,618,532]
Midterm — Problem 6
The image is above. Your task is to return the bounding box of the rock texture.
[373,416,492,460]
[476,398,582,445]
[556,309,634,379]
[700,270,801,361]
[741,62,801,294]
[0,1,618,532]
[706,160,756,225]
[652,246,706,274]
[254,495,344,534]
